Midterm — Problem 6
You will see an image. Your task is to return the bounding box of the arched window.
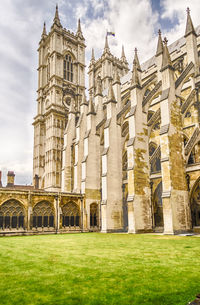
[150,145,161,173]
[90,203,98,228]
[153,182,163,228]
[187,141,200,165]
[190,178,200,227]
[64,54,73,82]
[32,201,54,228]
[149,142,157,157]
[0,200,25,230]
[62,202,80,228]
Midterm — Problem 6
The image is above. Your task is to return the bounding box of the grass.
[0,233,200,305]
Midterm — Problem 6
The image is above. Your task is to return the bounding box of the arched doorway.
[0,199,25,230]
[32,201,54,228]
[90,203,98,229]
[190,178,200,227]
[153,182,164,228]
[62,202,80,228]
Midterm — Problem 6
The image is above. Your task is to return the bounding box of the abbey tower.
[1,6,200,235]
[33,6,86,191]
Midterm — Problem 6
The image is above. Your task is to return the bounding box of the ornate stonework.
[1,6,200,235]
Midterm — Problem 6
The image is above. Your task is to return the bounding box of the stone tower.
[88,38,129,96]
[33,5,86,191]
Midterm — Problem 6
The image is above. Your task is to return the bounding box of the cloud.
[160,0,200,43]
[0,0,199,185]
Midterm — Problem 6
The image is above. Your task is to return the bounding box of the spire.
[104,35,110,53]
[113,68,121,85]
[87,95,96,115]
[41,22,47,38]
[156,29,163,57]
[134,48,141,71]
[185,7,197,38]
[90,48,95,64]
[76,18,84,39]
[95,75,102,96]
[107,80,116,103]
[53,4,62,27]
[161,37,174,71]
[131,59,140,88]
[78,18,81,32]
[121,45,126,61]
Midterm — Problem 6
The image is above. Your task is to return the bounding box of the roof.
[120,24,200,85]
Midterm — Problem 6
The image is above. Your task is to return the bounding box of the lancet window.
[90,203,98,227]
[64,54,73,82]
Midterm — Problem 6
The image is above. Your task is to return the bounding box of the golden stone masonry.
[0,6,200,235]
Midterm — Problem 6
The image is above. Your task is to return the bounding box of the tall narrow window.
[64,54,73,82]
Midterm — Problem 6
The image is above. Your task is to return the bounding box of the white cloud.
[160,0,200,43]
[0,0,199,185]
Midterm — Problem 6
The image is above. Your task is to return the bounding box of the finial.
[133,47,141,71]
[163,37,168,45]
[185,7,197,38]
[42,22,47,37]
[156,29,163,57]
[104,35,110,53]
[131,59,140,88]
[78,19,81,31]
[91,48,95,61]
[121,45,125,57]
[53,3,62,27]
[161,36,173,71]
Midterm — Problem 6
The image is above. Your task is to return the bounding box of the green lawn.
[0,233,199,305]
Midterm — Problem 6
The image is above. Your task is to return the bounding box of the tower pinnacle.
[134,48,141,71]
[131,58,140,88]
[104,35,110,54]
[161,37,173,71]
[76,19,84,39]
[156,29,163,57]
[41,22,47,38]
[185,7,197,37]
[53,4,62,27]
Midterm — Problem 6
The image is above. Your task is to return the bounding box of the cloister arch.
[0,199,25,230]
[32,201,54,228]
[62,201,80,227]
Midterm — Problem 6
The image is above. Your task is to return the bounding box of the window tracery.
[0,200,25,229]
[64,54,73,82]
[62,202,80,227]
[32,201,54,228]
[90,203,98,227]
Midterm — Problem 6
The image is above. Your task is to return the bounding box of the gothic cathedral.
[0,6,200,235]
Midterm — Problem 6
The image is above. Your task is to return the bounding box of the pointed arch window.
[64,54,73,82]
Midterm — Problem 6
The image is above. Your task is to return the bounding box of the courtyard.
[0,233,199,305]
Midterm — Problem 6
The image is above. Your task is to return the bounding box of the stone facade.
[1,6,200,235]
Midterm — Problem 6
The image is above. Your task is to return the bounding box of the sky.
[0,0,199,186]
